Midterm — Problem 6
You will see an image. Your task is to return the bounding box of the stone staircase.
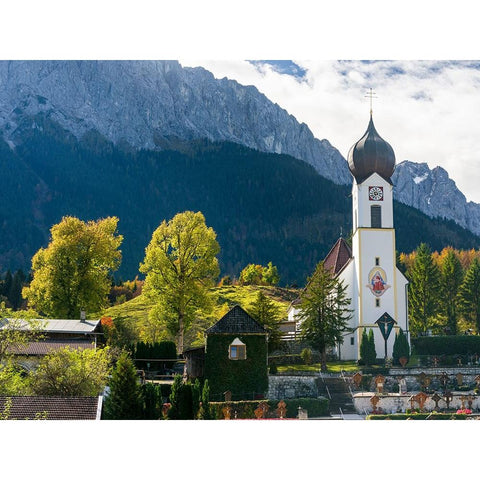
[319,376,356,416]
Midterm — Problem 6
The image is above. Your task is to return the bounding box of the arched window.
[371,205,382,228]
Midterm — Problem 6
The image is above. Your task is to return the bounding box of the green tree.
[392,328,410,365]
[198,379,213,420]
[239,264,264,285]
[167,374,197,420]
[0,303,44,362]
[140,211,220,354]
[103,352,143,420]
[440,250,464,335]
[458,257,480,333]
[407,243,442,336]
[298,261,352,372]
[367,329,377,364]
[262,262,280,286]
[31,346,110,396]
[23,216,123,318]
[248,291,282,352]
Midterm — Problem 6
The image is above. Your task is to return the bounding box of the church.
[288,110,410,361]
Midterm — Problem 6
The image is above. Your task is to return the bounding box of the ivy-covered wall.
[205,334,268,400]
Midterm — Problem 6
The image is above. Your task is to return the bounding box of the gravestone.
[222,406,232,420]
[297,407,308,419]
[370,394,381,414]
[432,356,439,367]
[475,375,480,388]
[399,377,407,394]
[431,393,442,410]
[456,373,463,387]
[399,356,408,368]
[254,401,269,419]
[413,392,428,412]
[276,400,287,419]
[224,390,232,402]
[352,372,363,389]
[374,375,385,394]
[444,391,453,410]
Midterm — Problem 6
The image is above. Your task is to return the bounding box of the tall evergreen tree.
[440,250,464,335]
[8,271,24,310]
[367,329,377,364]
[103,352,143,420]
[298,261,352,372]
[392,328,410,365]
[458,257,480,333]
[248,291,282,352]
[198,379,213,420]
[407,243,442,336]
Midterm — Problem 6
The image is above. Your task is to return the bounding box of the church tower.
[342,111,409,361]
[287,103,409,362]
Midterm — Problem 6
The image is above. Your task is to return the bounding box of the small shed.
[183,345,206,380]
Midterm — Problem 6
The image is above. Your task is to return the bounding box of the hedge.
[412,336,480,356]
[211,397,329,419]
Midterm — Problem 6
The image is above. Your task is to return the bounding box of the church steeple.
[347,113,396,184]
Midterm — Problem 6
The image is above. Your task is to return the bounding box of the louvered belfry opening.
[371,205,382,228]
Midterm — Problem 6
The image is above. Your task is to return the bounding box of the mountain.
[393,161,480,237]
[0,60,478,285]
[0,60,350,185]
[0,117,478,285]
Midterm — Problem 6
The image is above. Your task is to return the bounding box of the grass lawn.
[276,360,359,374]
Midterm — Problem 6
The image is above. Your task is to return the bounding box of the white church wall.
[338,261,358,360]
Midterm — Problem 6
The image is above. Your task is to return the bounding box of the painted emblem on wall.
[366,267,390,297]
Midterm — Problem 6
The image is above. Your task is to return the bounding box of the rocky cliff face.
[393,161,480,236]
[0,60,350,184]
[1,60,478,238]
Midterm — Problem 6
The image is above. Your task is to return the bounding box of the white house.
[288,113,410,361]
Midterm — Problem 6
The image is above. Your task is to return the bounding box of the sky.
[179,59,480,203]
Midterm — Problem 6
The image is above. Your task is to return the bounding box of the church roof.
[205,305,267,335]
[347,114,396,184]
[323,237,352,276]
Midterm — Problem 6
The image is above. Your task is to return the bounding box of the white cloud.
[180,59,480,203]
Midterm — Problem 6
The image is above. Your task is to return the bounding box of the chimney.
[80,310,86,323]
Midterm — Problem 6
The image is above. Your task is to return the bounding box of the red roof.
[323,237,352,276]
[0,396,101,420]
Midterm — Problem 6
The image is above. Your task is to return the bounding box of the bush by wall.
[412,336,480,356]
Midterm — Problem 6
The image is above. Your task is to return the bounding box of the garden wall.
[267,375,320,400]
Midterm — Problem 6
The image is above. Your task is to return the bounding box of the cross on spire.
[365,88,377,116]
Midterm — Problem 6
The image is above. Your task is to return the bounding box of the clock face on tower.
[369,186,384,201]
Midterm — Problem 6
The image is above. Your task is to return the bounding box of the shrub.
[392,328,410,365]
[269,364,278,374]
[300,348,312,365]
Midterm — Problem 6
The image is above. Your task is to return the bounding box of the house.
[1,317,102,370]
[203,305,268,401]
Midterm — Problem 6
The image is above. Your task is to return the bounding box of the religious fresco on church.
[366,267,390,297]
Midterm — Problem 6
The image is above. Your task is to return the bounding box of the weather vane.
[364,88,377,115]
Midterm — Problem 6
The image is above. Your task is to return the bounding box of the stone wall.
[353,392,479,414]
[267,375,319,400]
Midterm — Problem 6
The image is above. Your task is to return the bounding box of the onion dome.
[347,114,396,184]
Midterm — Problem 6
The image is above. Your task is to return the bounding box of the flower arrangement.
[456,408,472,414]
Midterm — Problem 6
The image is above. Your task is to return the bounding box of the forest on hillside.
[0,113,478,285]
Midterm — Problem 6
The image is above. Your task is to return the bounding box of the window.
[350,337,354,346]
[229,338,246,360]
[375,257,380,266]
[376,298,380,307]
[371,205,382,228]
